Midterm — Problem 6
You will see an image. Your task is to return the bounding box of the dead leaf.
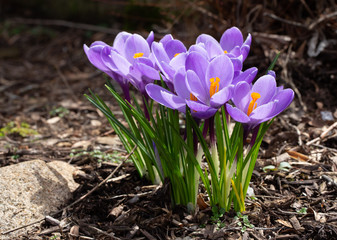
[43,138,59,146]
[276,219,292,228]
[47,116,61,124]
[314,210,327,223]
[197,194,209,210]
[57,141,72,147]
[290,201,302,209]
[287,150,309,161]
[96,136,119,145]
[72,140,91,149]
[90,119,102,127]
[305,186,313,197]
[319,181,327,193]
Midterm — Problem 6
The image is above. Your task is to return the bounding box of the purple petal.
[146,84,186,112]
[160,61,176,81]
[113,32,132,53]
[249,101,276,123]
[84,44,110,72]
[127,72,142,92]
[205,40,224,59]
[232,67,258,85]
[227,46,241,58]
[169,52,187,71]
[226,103,250,123]
[101,46,119,72]
[186,70,208,104]
[110,51,131,76]
[134,61,160,80]
[152,42,170,73]
[196,35,224,59]
[206,55,234,90]
[124,34,151,63]
[252,75,276,105]
[220,27,244,52]
[269,89,294,118]
[240,33,251,60]
[109,72,128,86]
[243,33,252,47]
[146,31,154,48]
[185,51,208,89]
[267,70,276,78]
[165,40,187,59]
[196,34,217,45]
[230,56,243,73]
[188,43,208,59]
[275,85,284,94]
[210,85,233,108]
[173,67,189,99]
[232,81,251,112]
[90,41,109,47]
[186,100,218,119]
[159,34,174,46]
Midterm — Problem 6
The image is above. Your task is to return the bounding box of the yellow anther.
[174,53,180,57]
[247,92,261,116]
[224,50,228,54]
[209,77,220,97]
[190,93,198,101]
[133,52,144,59]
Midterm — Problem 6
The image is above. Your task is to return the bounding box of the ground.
[0,2,337,239]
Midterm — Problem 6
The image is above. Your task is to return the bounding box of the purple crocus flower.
[226,74,294,129]
[219,27,251,61]
[151,34,187,90]
[146,52,234,119]
[196,27,252,77]
[84,41,131,100]
[105,31,159,95]
[84,31,158,98]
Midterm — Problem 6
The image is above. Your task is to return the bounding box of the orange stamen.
[174,53,180,57]
[133,52,144,58]
[209,77,220,97]
[224,50,228,54]
[190,93,198,112]
[247,92,261,116]
[190,93,198,101]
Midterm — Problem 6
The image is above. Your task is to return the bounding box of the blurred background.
[1,0,336,108]
[0,0,336,128]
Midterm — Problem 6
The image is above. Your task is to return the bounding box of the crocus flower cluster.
[84,27,293,122]
[84,27,295,211]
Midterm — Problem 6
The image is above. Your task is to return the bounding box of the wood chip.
[69,225,80,240]
[140,229,157,240]
[289,216,305,232]
[109,205,124,218]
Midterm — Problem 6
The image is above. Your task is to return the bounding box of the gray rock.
[0,160,79,239]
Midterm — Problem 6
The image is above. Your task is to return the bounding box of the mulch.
[0,1,337,239]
